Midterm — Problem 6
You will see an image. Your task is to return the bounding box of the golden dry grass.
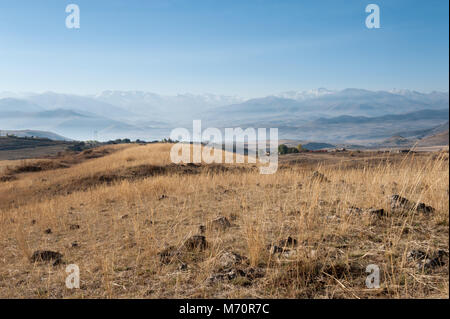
[0,143,448,298]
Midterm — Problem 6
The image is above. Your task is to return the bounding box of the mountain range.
[0,89,448,144]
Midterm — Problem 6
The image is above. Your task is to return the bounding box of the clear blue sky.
[0,0,448,97]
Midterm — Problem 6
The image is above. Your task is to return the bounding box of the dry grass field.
[0,143,448,298]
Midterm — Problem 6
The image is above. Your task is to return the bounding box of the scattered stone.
[390,195,435,214]
[268,245,285,254]
[209,216,231,231]
[120,214,129,219]
[416,202,435,214]
[44,228,52,234]
[198,225,206,234]
[278,237,298,248]
[390,195,413,211]
[158,246,181,264]
[347,207,385,217]
[70,241,79,248]
[69,224,80,230]
[178,263,188,271]
[207,267,264,285]
[31,219,36,225]
[30,250,63,266]
[367,208,385,217]
[218,251,247,268]
[207,269,241,283]
[184,235,207,251]
[159,194,167,200]
[407,249,428,261]
[407,249,448,271]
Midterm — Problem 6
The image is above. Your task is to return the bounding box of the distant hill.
[302,142,336,150]
[379,135,412,147]
[0,130,71,141]
[0,89,448,143]
[417,130,449,147]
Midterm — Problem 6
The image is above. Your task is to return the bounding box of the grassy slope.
[0,144,448,298]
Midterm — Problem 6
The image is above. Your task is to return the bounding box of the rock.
[407,249,428,261]
[178,263,188,271]
[347,207,385,217]
[416,202,435,214]
[367,208,385,217]
[408,249,448,270]
[198,225,206,234]
[158,246,180,264]
[268,245,288,255]
[69,224,80,230]
[207,269,240,284]
[210,216,231,231]
[30,250,63,266]
[218,251,246,268]
[267,237,298,255]
[44,228,52,234]
[390,195,413,211]
[70,241,79,248]
[390,195,435,214]
[159,194,167,200]
[120,214,129,219]
[207,267,264,285]
[184,235,207,251]
[278,237,298,248]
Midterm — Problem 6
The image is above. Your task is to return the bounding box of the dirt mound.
[6,160,69,174]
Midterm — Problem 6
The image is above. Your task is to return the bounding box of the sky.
[0,0,448,97]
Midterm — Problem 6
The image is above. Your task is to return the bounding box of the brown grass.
[0,144,448,298]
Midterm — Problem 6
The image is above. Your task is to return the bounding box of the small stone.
[218,252,246,268]
[184,235,207,251]
[158,246,180,264]
[407,249,428,261]
[278,237,298,248]
[210,216,231,231]
[44,228,52,234]
[367,208,385,217]
[69,224,80,230]
[178,263,188,271]
[268,245,288,255]
[390,195,435,214]
[30,250,63,266]
[70,241,79,248]
[416,202,435,214]
[390,195,413,211]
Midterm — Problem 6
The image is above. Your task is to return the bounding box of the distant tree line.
[278,144,304,155]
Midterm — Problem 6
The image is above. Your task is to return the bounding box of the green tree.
[278,144,288,155]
